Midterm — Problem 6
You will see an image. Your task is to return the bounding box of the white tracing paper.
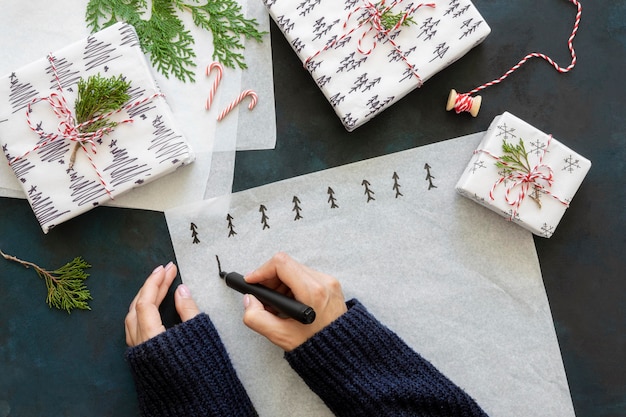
[0,0,276,209]
[165,133,575,417]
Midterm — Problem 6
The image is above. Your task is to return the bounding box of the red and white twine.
[11,54,163,198]
[305,0,436,84]
[216,89,258,121]
[451,0,582,115]
[475,136,570,220]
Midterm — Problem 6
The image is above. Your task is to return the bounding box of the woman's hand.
[242,253,348,351]
[125,262,200,347]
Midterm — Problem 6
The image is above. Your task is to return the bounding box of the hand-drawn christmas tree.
[327,187,339,208]
[190,222,200,244]
[259,204,270,229]
[424,163,437,190]
[226,214,237,237]
[392,172,403,198]
[292,196,303,220]
[362,179,376,202]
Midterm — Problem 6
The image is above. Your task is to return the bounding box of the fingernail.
[243,294,250,308]
[152,265,164,274]
[177,284,191,298]
[165,261,175,270]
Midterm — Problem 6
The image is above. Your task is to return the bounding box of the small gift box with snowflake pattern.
[455,112,591,238]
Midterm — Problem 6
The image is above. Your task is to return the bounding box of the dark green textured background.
[1,1,625,416]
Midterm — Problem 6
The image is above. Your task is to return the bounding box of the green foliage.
[497,139,544,206]
[185,0,265,69]
[41,257,93,313]
[85,0,266,82]
[496,139,532,175]
[70,73,131,167]
[75,73,132,132]
[1,250,92,314]
[377,3,415,31]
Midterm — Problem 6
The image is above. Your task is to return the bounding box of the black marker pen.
[218,269,316,325]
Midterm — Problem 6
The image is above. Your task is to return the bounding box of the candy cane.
[217,89,258,121]
[205,61,224,111]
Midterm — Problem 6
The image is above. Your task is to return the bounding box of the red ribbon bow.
[305,0,435,84]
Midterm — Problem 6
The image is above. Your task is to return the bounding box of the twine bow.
[305,0,435,84]
[10,54,162,199]
[476,136,570,220]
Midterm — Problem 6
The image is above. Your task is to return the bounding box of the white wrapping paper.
[0,23,194,233]
[264,0,490,130]
[456,112,591,238]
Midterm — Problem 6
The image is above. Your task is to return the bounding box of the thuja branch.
[496,139,533,175]
[70,74,131,168]
[497,139,542,207]
[85,0,267,82]
[377,4,415,30]
[178,0,265,70]
[75,74,131,129]
[1,250,92,314]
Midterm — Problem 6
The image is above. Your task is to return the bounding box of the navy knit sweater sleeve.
[126,301,488,417]
[125,313,257,417]
[285,299,488,417]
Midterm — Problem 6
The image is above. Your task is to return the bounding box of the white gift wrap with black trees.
[264,0,491,131]
[0,23,194,233]
[456,112,591,238]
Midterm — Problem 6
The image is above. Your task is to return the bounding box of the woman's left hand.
[125,262,200,347]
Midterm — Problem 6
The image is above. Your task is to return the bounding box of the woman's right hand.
[242,252,348,352]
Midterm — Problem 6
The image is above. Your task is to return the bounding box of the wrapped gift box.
[264,0,490,131]
[456,112,591,238]
[0,23,194,233]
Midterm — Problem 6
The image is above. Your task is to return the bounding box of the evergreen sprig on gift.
[496,139,532,174]
[70,73,131,168]
[85,0,266,82]
[377,3,416,30]
[75,74,131,133]
[1,250,92,313]
[497,139,542,207]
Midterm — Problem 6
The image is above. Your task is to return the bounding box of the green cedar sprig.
[75,73,132,133]
[69,73,131,167]
[1,250,92,314]
[378,3,416,30]
[496,139,542,207]
[182,0,266,69]
[85,0,267,82]
[496,139,532,175]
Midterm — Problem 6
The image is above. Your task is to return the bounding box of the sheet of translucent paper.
[165,133,575,417]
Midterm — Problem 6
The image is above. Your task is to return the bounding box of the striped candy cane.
[205,61,224,111]
[217,89,258,121]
